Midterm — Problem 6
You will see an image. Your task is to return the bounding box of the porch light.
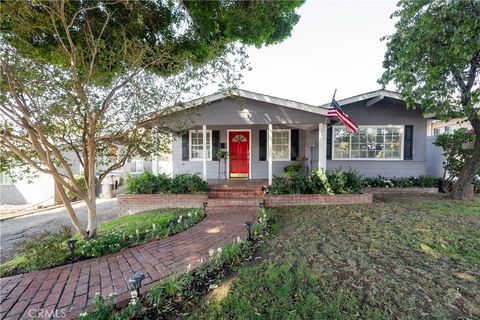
[67,239,77,260]
[244,221,253,241]
[128,273,145,298]
[203,202,208,215]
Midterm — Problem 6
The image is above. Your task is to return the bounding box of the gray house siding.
[168,97,323,179]
[325,99,428,178]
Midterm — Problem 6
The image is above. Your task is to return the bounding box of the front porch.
[171,123,328,185]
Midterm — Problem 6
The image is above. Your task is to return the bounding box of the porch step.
[208,191,262,199]
[206,198,261,207]
[208,181,266,192]
[207,206,258,215]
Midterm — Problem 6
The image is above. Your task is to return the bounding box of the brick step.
[208,184,264,192]
[207,206,259,215]
[208,191,261,199]
[206,198,261,207]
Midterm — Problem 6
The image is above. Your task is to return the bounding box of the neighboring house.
[143,89,432,184]
[426,118,473,178]
[427,118,472,136]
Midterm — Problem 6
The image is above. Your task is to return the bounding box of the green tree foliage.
[0,1,304,237]
[434,128,478,189]
[380,0,480,198]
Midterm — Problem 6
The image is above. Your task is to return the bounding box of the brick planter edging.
[117,193,208,215]
[362,187,439,195]
[264,193,373,207]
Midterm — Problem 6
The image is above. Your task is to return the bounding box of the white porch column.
[152,155,159,175]
[318,123,327,171]
[268,124,273,185]
[151,128,159,175]
[202,125,207,181]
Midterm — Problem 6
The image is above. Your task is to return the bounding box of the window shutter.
[212,130,220,161]
[404,125,413,160]
[182,133,189,161]
[326,126,332,160]
[291,129,299,160]
[259,130,267,161]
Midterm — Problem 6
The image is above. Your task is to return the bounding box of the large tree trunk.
[54,179,87,237]
[85,133,98,238]
[451,118,480,199]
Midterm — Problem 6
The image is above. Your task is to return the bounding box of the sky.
[240,0,398,106]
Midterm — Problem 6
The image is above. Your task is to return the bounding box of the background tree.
[0,0,304,238]
[434,128,478,192]
[380,0,480,199]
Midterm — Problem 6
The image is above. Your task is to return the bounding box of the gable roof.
[176,88,328,115]
[317,89,403,109]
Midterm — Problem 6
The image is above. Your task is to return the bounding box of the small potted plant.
[216,149,228,159]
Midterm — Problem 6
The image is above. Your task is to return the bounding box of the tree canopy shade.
[380,0,480,199]
[0,0,305,238]
[1,0,304,84]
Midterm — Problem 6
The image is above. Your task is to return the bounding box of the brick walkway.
[0,208,257,320]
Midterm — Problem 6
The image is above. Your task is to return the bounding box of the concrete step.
[206,198,261,207]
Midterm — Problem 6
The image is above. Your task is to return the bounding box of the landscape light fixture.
[129,273,145,298]
[244,221,253,241]
[67,239,77,260]
[203,202,208,215]
[259,201,265,209]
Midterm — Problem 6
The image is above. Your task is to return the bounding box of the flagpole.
[325,89,337,128]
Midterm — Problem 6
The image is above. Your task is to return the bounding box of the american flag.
[327,98,358,134]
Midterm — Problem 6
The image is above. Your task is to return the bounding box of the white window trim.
[130,159,144,173]
[332,125,404,161]
[271,129,291,161]
[189,130,212,161]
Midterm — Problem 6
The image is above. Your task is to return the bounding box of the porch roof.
[141,89,329,128]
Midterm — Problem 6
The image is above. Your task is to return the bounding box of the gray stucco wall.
[325,98,428,178]
[172,125,307,179]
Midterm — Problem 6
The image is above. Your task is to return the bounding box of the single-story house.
[143,89,431,184]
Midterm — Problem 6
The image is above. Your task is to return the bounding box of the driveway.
[0,198,119,263]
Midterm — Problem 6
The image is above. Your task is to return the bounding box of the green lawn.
[194,195,480,319]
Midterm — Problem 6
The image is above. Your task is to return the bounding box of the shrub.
[284,162,302,178]
[362,175,438,188]
[19,226,73,272]
[125,172,207,194]
[155,173,171,193]
[125,171,158,194]
[266,168,362,195]
[170,173,208,194]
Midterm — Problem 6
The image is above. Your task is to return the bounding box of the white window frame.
[0,172,12,185]
[332,125,404,161]
[189,130,212,161]
[271,129,291,161]
[130,159,144,173]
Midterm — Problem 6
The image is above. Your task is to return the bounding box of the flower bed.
[117,194,208,215]
[0,209,204,277]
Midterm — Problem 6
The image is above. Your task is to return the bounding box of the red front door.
[229,131,250,178]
